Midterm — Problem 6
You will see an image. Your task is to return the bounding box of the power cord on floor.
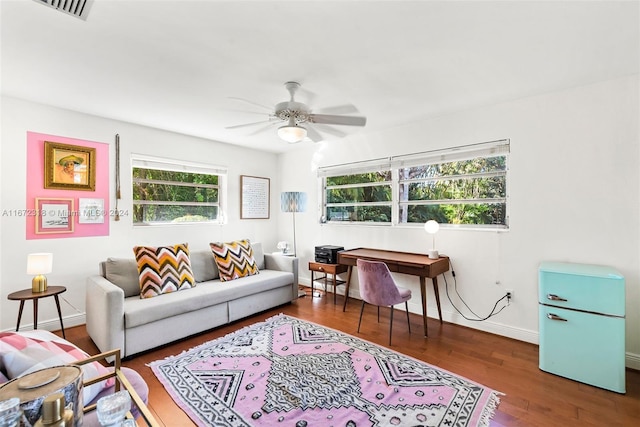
[60,295,84,315]
[443,259,509,322]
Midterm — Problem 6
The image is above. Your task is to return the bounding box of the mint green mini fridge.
[538,262,625,393]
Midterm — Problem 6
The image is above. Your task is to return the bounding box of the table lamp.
[27,253,53,293]
[424,220,440,259]
[280,191,307,256]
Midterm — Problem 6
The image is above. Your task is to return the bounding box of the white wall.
[279,75,640,368]
[0,97,282,331]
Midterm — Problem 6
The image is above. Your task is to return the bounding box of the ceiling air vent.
[33,0,94,21]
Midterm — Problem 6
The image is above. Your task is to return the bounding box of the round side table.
[7,286,67,338]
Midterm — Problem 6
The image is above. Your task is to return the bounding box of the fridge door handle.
[547,313,568,322]
[547,294,568,302]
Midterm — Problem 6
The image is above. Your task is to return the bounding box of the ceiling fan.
[226,81,367,143]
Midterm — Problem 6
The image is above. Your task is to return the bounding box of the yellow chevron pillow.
[210,239,259,282]
[133,243,195,298]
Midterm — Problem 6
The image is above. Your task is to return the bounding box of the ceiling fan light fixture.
[278,124,307,143]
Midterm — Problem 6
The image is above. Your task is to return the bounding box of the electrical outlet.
[505,289,513,301]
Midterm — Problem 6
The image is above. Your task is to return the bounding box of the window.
[319,140,509,228]
[325,171,392,223]
[131,155,226,225]
[320,159,393,224]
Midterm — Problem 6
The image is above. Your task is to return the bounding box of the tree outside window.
[132,159,224,225]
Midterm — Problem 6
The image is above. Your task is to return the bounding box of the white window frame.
[318,140,510,229]
[131,154,227,226]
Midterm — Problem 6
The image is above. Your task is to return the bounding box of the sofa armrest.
[264,254,299,300]
[86,275,126,360]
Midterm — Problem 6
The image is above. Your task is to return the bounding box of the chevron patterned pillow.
[133,243,196,298]
[210,239,259,282]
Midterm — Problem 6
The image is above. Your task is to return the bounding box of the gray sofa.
[86,243,298,358]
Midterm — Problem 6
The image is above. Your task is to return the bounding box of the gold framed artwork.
[240,175,270,219]
[35,198,74,234]
[44,141,96,191]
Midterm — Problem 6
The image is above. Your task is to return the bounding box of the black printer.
[314,245,344,264]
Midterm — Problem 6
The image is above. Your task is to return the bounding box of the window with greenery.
[325,171,392,223]
[132,155,226,225]
[320,140,509,228]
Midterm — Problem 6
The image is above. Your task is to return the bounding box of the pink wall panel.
[26,131,110,239]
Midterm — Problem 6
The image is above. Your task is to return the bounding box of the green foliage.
[132,168,219,223]
[326,155,507,226]
[327,206,392,222]
[326,172,392,222]
[326,172,391,186]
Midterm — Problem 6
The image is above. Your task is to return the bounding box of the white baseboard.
[0,313,86,334]
[625,351,640,371]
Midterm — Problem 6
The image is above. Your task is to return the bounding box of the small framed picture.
[78,198,105,224]
[35,198,74,234]
[44,141,96,191]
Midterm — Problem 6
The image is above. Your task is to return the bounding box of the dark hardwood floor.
[64,290,640,426]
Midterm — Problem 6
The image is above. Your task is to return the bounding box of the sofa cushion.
[0,330,114,406]
[210,239,259,282]
[190,249,219,282]
[252,242,265,270]
[123,270,293,328]
[133,243,196,298]
[105,258,140,298]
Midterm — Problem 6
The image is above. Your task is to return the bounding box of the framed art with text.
[78,198,105,224]
[241,175,270,219]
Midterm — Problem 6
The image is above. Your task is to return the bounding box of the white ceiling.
[1,0,638,153]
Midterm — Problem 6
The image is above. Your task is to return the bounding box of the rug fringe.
[479,391,504,427]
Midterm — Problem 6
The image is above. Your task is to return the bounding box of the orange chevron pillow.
[210,239,259,282]
[133,243,195,298]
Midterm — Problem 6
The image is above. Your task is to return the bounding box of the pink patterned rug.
[149,314,501,426]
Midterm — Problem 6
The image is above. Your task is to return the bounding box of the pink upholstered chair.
[356,259,412,345]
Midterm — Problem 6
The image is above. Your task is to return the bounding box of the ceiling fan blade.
[247,122,278,136]
[312,123,347,138]
[228,97,273,112]
[225,119,272,130]
[225,109,272,116]
[310,114,367,126]
[314,104,359,115]
[305,126,324,143]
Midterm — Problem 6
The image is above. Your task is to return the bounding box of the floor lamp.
[280,191,307,256]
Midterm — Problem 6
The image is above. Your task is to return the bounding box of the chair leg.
[389,305,394,345]
[405,301,411,334]
[358,300,366,333]
[377,306,380,323]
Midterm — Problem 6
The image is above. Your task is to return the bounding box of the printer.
[314,245,344,264]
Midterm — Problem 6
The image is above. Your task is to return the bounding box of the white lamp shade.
[277,125,307,143]
[424,220,440,234]
[27,253,53,275]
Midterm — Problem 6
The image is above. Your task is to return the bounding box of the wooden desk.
[337,248,449,337]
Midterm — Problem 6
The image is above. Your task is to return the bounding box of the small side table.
[7,286,67,338]
[309,262,348,304]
